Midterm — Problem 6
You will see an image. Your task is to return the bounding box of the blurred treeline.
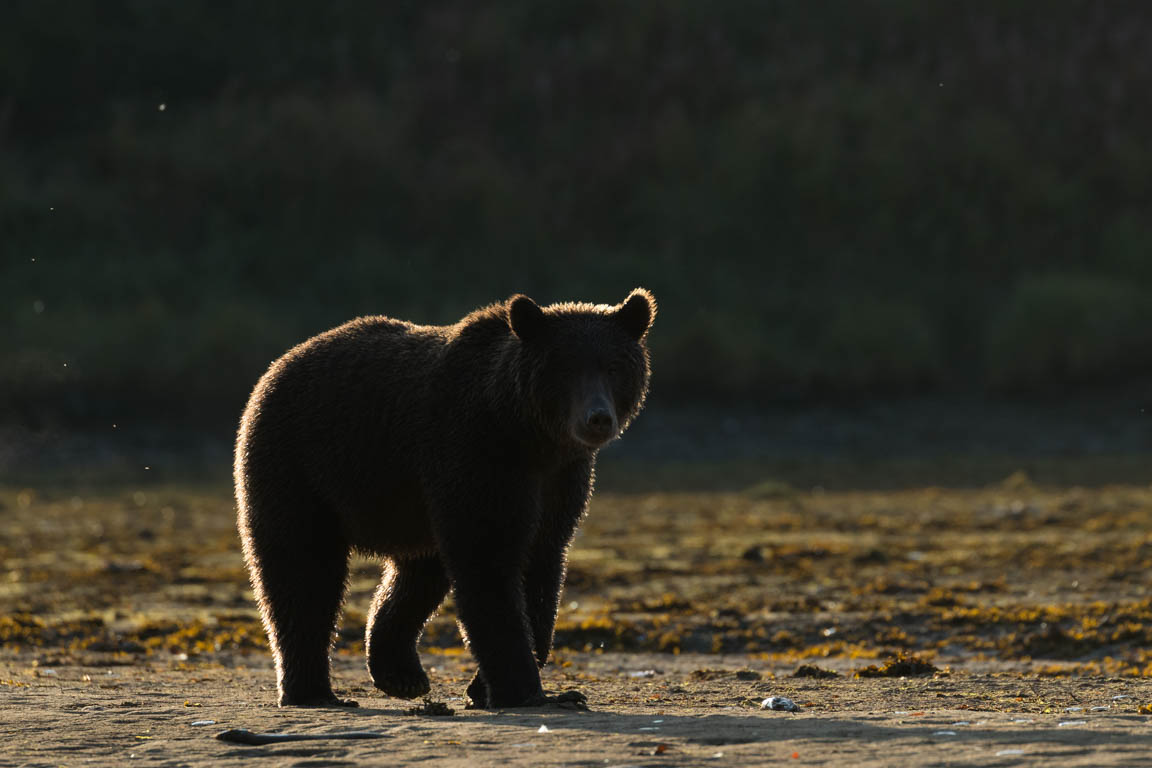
[4,2,1152,427]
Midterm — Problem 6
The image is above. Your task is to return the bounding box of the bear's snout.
[573,382,619,448]
[584,407,616,438]
[574,409,617,447]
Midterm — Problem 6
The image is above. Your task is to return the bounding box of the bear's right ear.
[508,294,547,342]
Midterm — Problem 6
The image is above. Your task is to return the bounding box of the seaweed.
[854,654,939,678]
[406,698,455,716]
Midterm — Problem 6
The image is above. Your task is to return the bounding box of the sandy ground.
[4,480,1152,765]
[3,651,1151,767]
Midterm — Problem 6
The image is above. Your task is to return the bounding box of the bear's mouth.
[573,432,617,449]
[572,421,619,449]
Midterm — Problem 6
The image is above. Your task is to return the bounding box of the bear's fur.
[234,289,655,709]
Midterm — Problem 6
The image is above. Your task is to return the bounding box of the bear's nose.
[585,408,614,434]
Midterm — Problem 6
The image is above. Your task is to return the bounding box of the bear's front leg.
[436,476,587,710]
[449,553,547,707]
[526,460,594,668]
[465,529,571,710]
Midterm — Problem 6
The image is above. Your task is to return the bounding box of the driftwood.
[216,728,388,746]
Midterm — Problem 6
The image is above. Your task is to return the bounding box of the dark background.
[4,2,1151,480]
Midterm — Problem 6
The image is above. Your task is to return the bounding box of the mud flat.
[3,480,1152,765]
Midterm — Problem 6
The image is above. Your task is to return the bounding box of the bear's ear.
[615,288,656,341]
[508,294,548,342]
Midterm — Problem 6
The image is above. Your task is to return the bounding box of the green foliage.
[806,298,943,394]
[987,275,1152,391]
[4,2,1152,423]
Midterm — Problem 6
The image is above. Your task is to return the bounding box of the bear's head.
[507,288,656,450]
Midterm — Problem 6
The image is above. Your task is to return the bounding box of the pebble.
[760,696,800,712]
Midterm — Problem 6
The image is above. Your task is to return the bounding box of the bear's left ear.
[615,288,656,341]
[508,294,548,342]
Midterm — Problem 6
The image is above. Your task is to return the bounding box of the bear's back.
[248,315,446,423]
[237,316,453,530]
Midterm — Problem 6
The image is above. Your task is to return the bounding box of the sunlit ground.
[4,475,1152,680]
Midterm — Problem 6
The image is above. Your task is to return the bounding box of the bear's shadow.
[330,705,1151,753]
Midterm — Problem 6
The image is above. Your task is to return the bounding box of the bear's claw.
[529,690,589,710]
[476,689,589,711]
[371,667,432,700]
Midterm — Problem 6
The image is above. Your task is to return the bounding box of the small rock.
[760,696,799,712]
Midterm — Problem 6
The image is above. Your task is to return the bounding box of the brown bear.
[234,289,655,709]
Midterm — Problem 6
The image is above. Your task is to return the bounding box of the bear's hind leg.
[366,555,450,699]
[242,504,354,707]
